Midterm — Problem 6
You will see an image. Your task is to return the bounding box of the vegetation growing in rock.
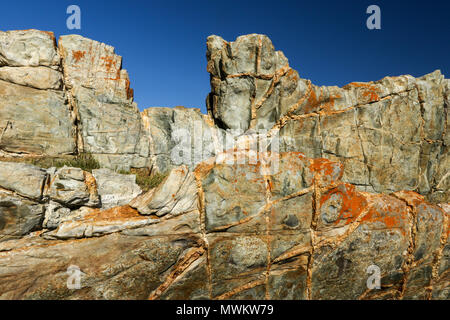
[118,170,168,192]
[0,153,168,191]
[28,153,101,172]
[0,153,101,172]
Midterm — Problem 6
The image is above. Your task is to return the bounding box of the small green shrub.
[28,153,101,172]
[136,172,168,192]
[118,169,168,192]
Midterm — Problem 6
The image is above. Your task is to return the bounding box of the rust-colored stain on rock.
[72,50,86,63]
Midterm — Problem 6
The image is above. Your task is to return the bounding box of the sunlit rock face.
[206,34,448,203]
[0,31,448,300]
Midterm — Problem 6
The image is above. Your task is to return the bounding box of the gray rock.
[46,166,100,208]
[42,201,71,229]
[92,168,142,209]
[206,34,449,202]
[130,165,197,216]
[206,34,289,131]
[0,30,60,67]
[0,80,75,156]
[58,35,149,171]
[0,232,204,299]
[0,66,62,90]
[0,161,47,200]
[0,191,44,241]
[141,106,224,174]
[44,205,201,240]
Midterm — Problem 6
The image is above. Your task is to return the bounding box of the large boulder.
[46,167,100,208]
[206,34,290,131]
[42,167,100,229]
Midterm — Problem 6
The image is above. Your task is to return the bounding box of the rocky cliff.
[0,30,448,300]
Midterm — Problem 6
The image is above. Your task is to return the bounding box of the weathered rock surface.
[46,166,100,208]
[0,66,62,90]
[0,232,205,299]
[141,106,224,174]
[0,30,74,157]
[1,150,446,300]
[0,30,446,201]
[130,165,198,216]
[0,191,44,242]
[0,80,75,156]
[0,30,59,67]
[0,30,448,300]
[0,161,47,200]
[92,168,141,209]
[206,34,449,203]
[59,35,149,170]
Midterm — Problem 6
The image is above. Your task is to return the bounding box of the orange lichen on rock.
[193,157,217,180]
[309,158,343,186]
[300,85,345,115]
[360,194,409,234]
[81,205,145,222]
[100,56,117,72]
[393,190,426,207]
[72,50,86,63]
[320,93,342,114]
[320,183,369,226]
[303,87,321,114]
[285,68,299,82]
[344,82,380,102]
[83,171,98,196]
[125,78,134,99]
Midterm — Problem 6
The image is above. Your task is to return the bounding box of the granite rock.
[0,66,62,90]
[0,30,59,67]
[46,166,100,208]
[58,35,149,170]
[92,168,142,209]
[141,106,224,174]
[0,31,448,300]
[0,80,75,156]
[130,165,198,216]
[0,191,44,242]
[206,34,449,203]
[0,161,47,200]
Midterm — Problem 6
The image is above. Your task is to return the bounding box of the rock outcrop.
[0,31,74,157]
[0,30,448,300]
[206,35,449,203]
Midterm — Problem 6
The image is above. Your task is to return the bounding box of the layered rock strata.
[0,30,448,300]
[0,151,448,299]
[0,30,447,202]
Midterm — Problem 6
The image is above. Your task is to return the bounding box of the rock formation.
[0,30,448,300]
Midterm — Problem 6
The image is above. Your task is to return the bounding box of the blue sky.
[1,0,449,113]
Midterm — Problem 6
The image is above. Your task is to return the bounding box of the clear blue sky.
[1,0,449,113]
